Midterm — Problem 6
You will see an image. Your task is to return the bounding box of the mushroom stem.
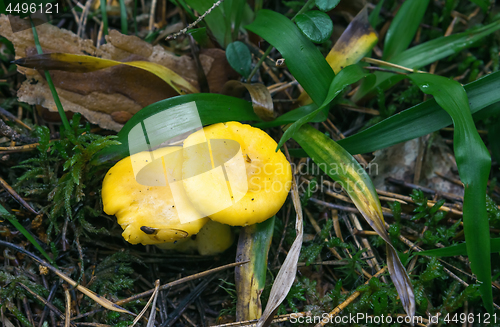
[235,217,275,321]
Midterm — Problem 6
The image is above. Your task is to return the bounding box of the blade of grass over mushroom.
[352,21,500,102]
[277,64,368,149]
[246,9,334,106]
[382,0,430,60]
[94,94,261,163]
[15,53,198,95]
[235,217,275,321]
[419,238,500,257]
[292,124,415,318]
[338,71,500,155]
[1,205,57,268]
[408,73,492,313]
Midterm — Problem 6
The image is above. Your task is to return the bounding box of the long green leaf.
[94,94,260,163]
[0,205,57,268]
[383,0,430,60]
[338,71,500,155]
[419,238,500,257]
[353,21,500,102]
[409,73,492,313]
[246,10,334,106]
[293,124,415,318]
[235,217,274,320]
[254,103,322,128]
[277,64,367,149]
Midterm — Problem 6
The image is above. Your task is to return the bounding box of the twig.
[362,57,426,74]
[115,261,248,305]
[0,176,39,214]
[166,0,225,40]
[314,267,388,327]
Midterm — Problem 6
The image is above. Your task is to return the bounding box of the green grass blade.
[369,0,385,28]
[338,71,500,155]
[383,0,430,60]
[409,73,492,313]
[254,103,322,128]
[100,0,109,36]
[353,21,500,102]
[94,94,261,163]
[419,238,500,257]
[246,9,334,106]
[0,204,58,268]
[277,64,367,149]
[293,124,415,318]
[30,19,71,131]
[119,0,128,34]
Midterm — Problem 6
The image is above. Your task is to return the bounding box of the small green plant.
[14,114,120,237]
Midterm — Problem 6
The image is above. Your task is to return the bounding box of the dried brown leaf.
[0,15,236,130]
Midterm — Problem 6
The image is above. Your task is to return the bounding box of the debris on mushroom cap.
[102,146,208,245]
[182,121,292,226]
[157,220,235,255]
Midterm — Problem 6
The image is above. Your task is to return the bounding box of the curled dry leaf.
[221,80,274,121]
[0,15,237,131]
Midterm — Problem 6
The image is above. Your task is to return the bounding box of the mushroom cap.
[182,122,292,226]
[102,146,208,245]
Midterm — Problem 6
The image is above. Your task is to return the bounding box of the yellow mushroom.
[102,146,208,245]
[157,220,235,255]
[182,122,292,226]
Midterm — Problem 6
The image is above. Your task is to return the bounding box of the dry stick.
[0,176,39,214]
[77,0,92,38]
[148,0,158,31]
[314,267,388,327]
[396,231,500,308]
[413,136,427,184]
[348,212,386,283]
[303,208,373,279]
[272,202,292,268]
[361,57,426,74]
[0,107,31,130]
[18,283,70,326]
[0,144,39,152]
[64,286,71,327]
[338,104,380,116]
[166,0,225,40]
[115,261,248,305]
[0,239,134,316]
[130,280,160,327]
